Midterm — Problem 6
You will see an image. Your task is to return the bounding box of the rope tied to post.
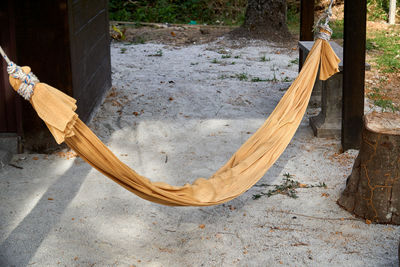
[0,46,39,100]
[314,0,334,41]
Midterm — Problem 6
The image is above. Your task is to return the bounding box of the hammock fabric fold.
[8,38,340,206]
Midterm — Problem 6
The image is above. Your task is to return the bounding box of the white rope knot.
[6,62,39,100]
[314,25,333,41]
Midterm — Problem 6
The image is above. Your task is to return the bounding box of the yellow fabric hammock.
[2,29,340,206]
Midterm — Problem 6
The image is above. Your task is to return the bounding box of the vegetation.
[367,0,400,21]
[367,28,400,73]
[253,173,327,199]
[368,87,399,112]
[109,0,246,25]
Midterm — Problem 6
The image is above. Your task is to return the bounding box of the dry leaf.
[32,157,39,160]
[48,198,54,201]
[365,219,372,225]
[199,224,205,229]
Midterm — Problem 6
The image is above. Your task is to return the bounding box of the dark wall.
[68,0,111,122]
[0,0,21,134]
[14,0,73,151]
[11,0,111,151]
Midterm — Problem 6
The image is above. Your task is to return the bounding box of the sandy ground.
[0,38,399,267]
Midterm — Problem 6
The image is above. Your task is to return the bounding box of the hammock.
[0,12,340,207]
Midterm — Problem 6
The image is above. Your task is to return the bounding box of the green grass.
[367,29,400,73]
[109,0,247,25]
[330,19,344,39]
[288,58,299,67]
[260,55,271,62]
[286,5,300,35]
[251,77,269,82]
[236,72,248,81]
[368,87,399,112]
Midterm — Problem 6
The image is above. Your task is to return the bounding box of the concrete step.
[0,133,20,168]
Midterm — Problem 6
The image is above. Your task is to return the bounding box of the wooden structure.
[342,0,367,150]
[0,1,21,135]
[0,0,111,152]
[338,112,400,224]
[299,0,314,71]
[299,0,367,150]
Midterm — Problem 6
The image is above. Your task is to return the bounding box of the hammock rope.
[1,4,340,206]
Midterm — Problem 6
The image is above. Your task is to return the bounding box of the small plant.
[148,49,163,57]
[132,36,146,44]
[236,72,248,81]
[211,58,221,64]
[251,77,268,82]
[190,62,199,66]
[120,48,127,54]
[221,54,232,59]
[290,58,299,65]
[234,55,241,59]
[111,25,126,41]
[260,55,271,62]
[368,87,400,112]
[231,62,236,65]
[253,173,327,199]
[218,74,229,79]
[281,76,292,82]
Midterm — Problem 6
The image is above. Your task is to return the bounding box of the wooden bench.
[299,41,370,138]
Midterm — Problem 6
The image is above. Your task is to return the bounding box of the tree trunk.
[338,112,400,224]
[389,0,396,25]
[232,0,292,41]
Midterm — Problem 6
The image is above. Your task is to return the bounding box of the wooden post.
[389,0,396,25]
[299,0,314,71]
[342,0,367,150]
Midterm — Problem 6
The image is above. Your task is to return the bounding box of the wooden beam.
[342,0,367,150]
[299,0,314,71]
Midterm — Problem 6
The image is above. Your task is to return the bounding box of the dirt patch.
[111,22,298,50]
[111,22,236,46]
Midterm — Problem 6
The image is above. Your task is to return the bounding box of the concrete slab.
[0,133,19,154]
[0,150,11,169]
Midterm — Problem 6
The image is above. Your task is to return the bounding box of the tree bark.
[232,0,292,41]
[389,0,396,25]
[338,112,400,224]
